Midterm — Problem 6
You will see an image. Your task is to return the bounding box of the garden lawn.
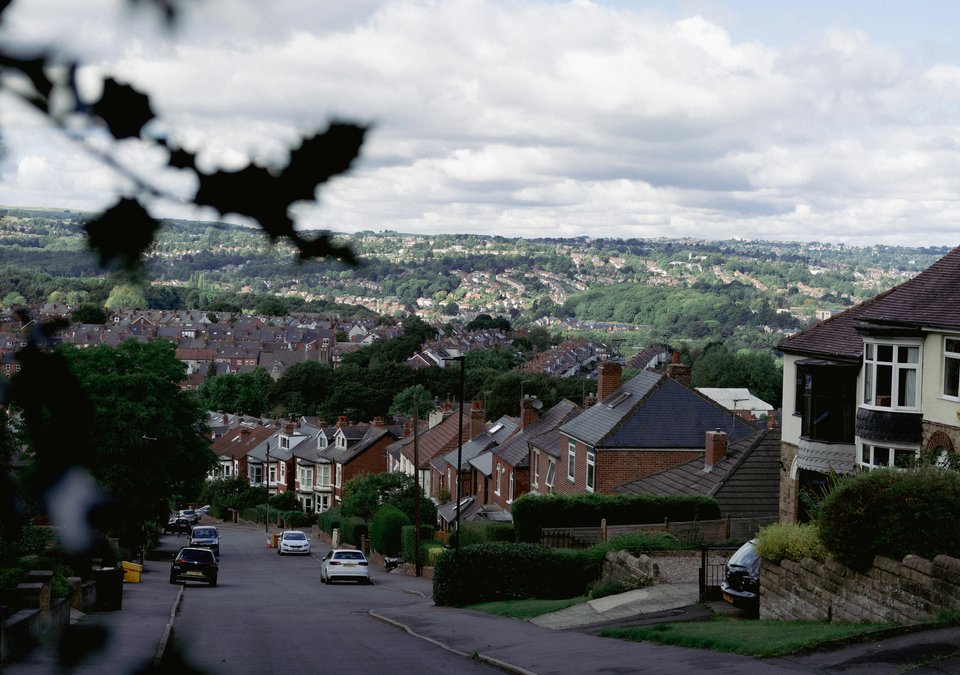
[467,596,588,620]
[599,618,906,658]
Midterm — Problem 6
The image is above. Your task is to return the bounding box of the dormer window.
[280,436,290,449]
[863,340,920,411]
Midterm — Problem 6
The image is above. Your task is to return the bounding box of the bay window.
[859,442,918,470]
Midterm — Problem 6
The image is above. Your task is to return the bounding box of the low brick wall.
[1,609,42,663]
[761,554,960,623]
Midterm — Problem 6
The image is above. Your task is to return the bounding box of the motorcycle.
[384,555,402,572]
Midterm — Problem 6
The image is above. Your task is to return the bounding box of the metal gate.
[699,546,738,601]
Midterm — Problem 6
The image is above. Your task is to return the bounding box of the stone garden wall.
[762,553,960,622]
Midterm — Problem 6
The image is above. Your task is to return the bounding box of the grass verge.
[599,617,923,658]
[467,596,588,620]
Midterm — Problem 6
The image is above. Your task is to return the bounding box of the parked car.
[178,509,200,525]
[320,549,371,584]
[277,530,311,555]
[720,539,760,613]
[163,516,192,534]
[189,525,220,557]
[170,547,218,586]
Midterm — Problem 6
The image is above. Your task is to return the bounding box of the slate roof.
[441,416,518,470]
[494,399,582,467]
[616,427,781,520]
[778,245,960,360]
[559,371,757,449]
[321,426,401,464]
[210,424,275,460]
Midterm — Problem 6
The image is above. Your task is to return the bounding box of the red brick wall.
[596,449,701,493]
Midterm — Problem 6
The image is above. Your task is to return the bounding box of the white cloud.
[1,1,960,246]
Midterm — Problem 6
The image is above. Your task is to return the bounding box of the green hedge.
[317,508,342,535]
[511,492,721,543]
[819,467,960,570]
[459,521,515,546]
[401,525,440,564]
[340,517,368,546]
[433,542,591,606]
[371,504,410,555]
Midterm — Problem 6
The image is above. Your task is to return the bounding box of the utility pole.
[413,396,421,577]
[264,442,271,533]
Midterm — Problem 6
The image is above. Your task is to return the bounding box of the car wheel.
[277,549,282,555]
[209,575,218,587]
[169,574,177,584]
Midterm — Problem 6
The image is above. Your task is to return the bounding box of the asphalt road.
[165,522,495,675]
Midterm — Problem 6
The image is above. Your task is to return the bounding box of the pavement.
[7,526,960,674]
[5,533,185,675]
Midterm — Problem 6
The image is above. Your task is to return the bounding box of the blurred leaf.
[0,52,53,107]
[85,198,160,271]
[92,77,154,139]
[194,122,366,260]
[167,144,196,170]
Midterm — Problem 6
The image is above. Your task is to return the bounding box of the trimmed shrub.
[317,508,342,535]
[339,517,368,547]
[755,523,827,563]
[459,521,515,546]
[371,504,410,555]
[511,492,721,543]
[818,466,960,570]
[269,491,300,511]
[432,542,591,606]
[401,525,437,563]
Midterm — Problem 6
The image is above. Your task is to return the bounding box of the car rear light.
[329,561,341,566]
[359,561,368,566]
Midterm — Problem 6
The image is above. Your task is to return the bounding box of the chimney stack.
[283,422,295,435]
[521,396,540,429]
[597,361,623,403]
[666,359,692,388]
[470,399,485,438]
[704,430,727,469]
[336,415,347,427]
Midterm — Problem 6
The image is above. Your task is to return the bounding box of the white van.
[189,525,220,557]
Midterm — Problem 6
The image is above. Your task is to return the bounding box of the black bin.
[93,567,124,611]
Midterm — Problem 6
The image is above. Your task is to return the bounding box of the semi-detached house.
[778,245,960,522]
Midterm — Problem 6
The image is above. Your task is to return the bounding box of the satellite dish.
[531,399,543,410]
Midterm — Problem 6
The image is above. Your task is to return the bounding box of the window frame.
[318,464,331,487]
[335,463,342,488]
[299,465,313,489]
[862,338,922,412]
[858,441,919,471]
[532,449,540,488]
[567,440,576,482]
[545,458,556,490]
[943,336,960,400]
[495,462,502,496]
[586,448,596,492]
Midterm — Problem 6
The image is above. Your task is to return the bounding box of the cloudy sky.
[2,0,960,247]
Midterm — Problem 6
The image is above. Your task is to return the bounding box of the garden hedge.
[511,492,721,543]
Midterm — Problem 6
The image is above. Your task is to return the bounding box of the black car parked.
[170,547,219,586]
[720,539,760,613]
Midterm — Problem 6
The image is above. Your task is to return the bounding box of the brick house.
[428,401,489,502]
[487,397,582,512]
[556,362,758,495]
[321,421,402,506]
[778,245,960,522]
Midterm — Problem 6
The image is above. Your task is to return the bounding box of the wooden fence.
[540,516,777,549]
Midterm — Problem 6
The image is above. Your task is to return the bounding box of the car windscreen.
[193,529,216,538]
[284,532,306,540]
[333,551,365,560]
[178,549,215,563]
[728,542,760,572]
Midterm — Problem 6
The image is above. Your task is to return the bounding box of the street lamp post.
[445,355,466,553]
[264,442,271,533]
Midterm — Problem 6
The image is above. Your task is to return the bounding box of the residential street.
[165,521,496,674]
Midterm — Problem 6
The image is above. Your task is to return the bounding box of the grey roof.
[469,452,493,476]
[560,371,757,449]
[441,416,518,470]
[321,426,399,464]
[495,399,582,467]
[616,428,781,520]
[795,439,856,474]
